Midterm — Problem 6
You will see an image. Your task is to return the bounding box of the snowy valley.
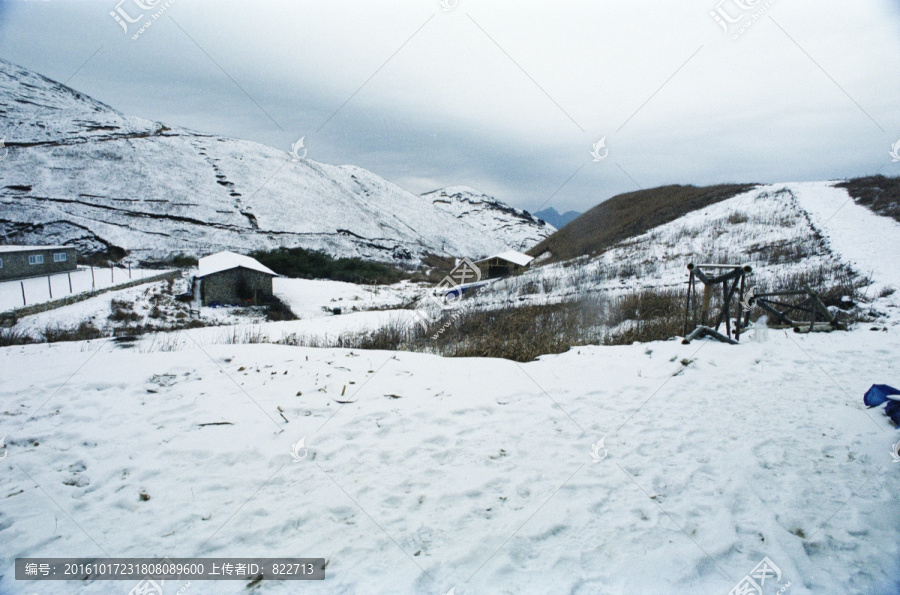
[1,14,900,595]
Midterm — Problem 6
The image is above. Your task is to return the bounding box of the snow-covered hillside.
[423,187,555,253]
[0,60,552,263]
[471,182,870,310]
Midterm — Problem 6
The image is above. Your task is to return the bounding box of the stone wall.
[0,270,181,323]
[200,268,274,306]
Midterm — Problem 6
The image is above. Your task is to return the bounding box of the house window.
[54,252,67,262]
[0,257,3,268]
[28,254,44,265]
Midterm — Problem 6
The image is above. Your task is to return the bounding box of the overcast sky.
[1,0,899,213]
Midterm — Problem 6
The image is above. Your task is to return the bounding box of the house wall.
[200,267,274,306]
[478,258,525,279]
[0,247,78,281]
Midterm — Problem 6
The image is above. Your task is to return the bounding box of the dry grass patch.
[529,183,757,263]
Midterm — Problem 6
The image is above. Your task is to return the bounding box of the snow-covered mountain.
[422,186,555,253]
[0,59,553,263]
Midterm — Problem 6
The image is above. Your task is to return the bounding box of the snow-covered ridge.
[472,182,872,309]
[0,60,158,144]
[422,186,555,252]
[0,59,552,263]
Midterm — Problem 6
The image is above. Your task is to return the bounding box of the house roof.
[476,250,534,267]
[0,245,71,253]
[198,251,277,278]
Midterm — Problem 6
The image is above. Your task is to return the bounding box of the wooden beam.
[756,299,794,326]
[701,283,713,327]
[683,325,739,345]
[736,273,746,341]
[684,270,695,337]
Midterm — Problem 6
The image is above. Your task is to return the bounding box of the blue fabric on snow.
[886,401,900,425]
[863,384,900,407]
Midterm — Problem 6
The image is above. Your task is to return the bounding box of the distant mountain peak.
[424,186,490,199]
[534,207,581,229]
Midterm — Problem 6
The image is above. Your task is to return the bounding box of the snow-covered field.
[791,181,900,298]
[272,278,421,320]
[184,309,419,348]
[2,182,900,594]
[0,266,174,312]
[9,275,422,342]
[1,317,899,595]
[10,277,189,340]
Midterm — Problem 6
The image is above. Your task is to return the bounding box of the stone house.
[195,251,277,306]
[0,245,77,281]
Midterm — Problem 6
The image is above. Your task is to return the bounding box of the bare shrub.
[518,280,541,296]
[267,294,678,361]
[727,212,749,225]
[264,296,297,322]
[424,299,605,361]
[109,300,141,323]
[604,289,685,345]
[139,332,187,353]
[221,326,269,345]
[344,320,413,351]
[835,176,900,223]
[0,327,34,347]
[41,322,104,343]
[746,240,818,264]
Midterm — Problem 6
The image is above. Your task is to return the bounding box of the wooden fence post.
[21,281,26,306]
[47,275,52,299]
[68,272,73,293]
[91,265,96,290]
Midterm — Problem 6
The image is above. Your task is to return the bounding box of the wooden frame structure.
[740,287,845,333]
[683,262,846,344]
[683,263,752,344]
